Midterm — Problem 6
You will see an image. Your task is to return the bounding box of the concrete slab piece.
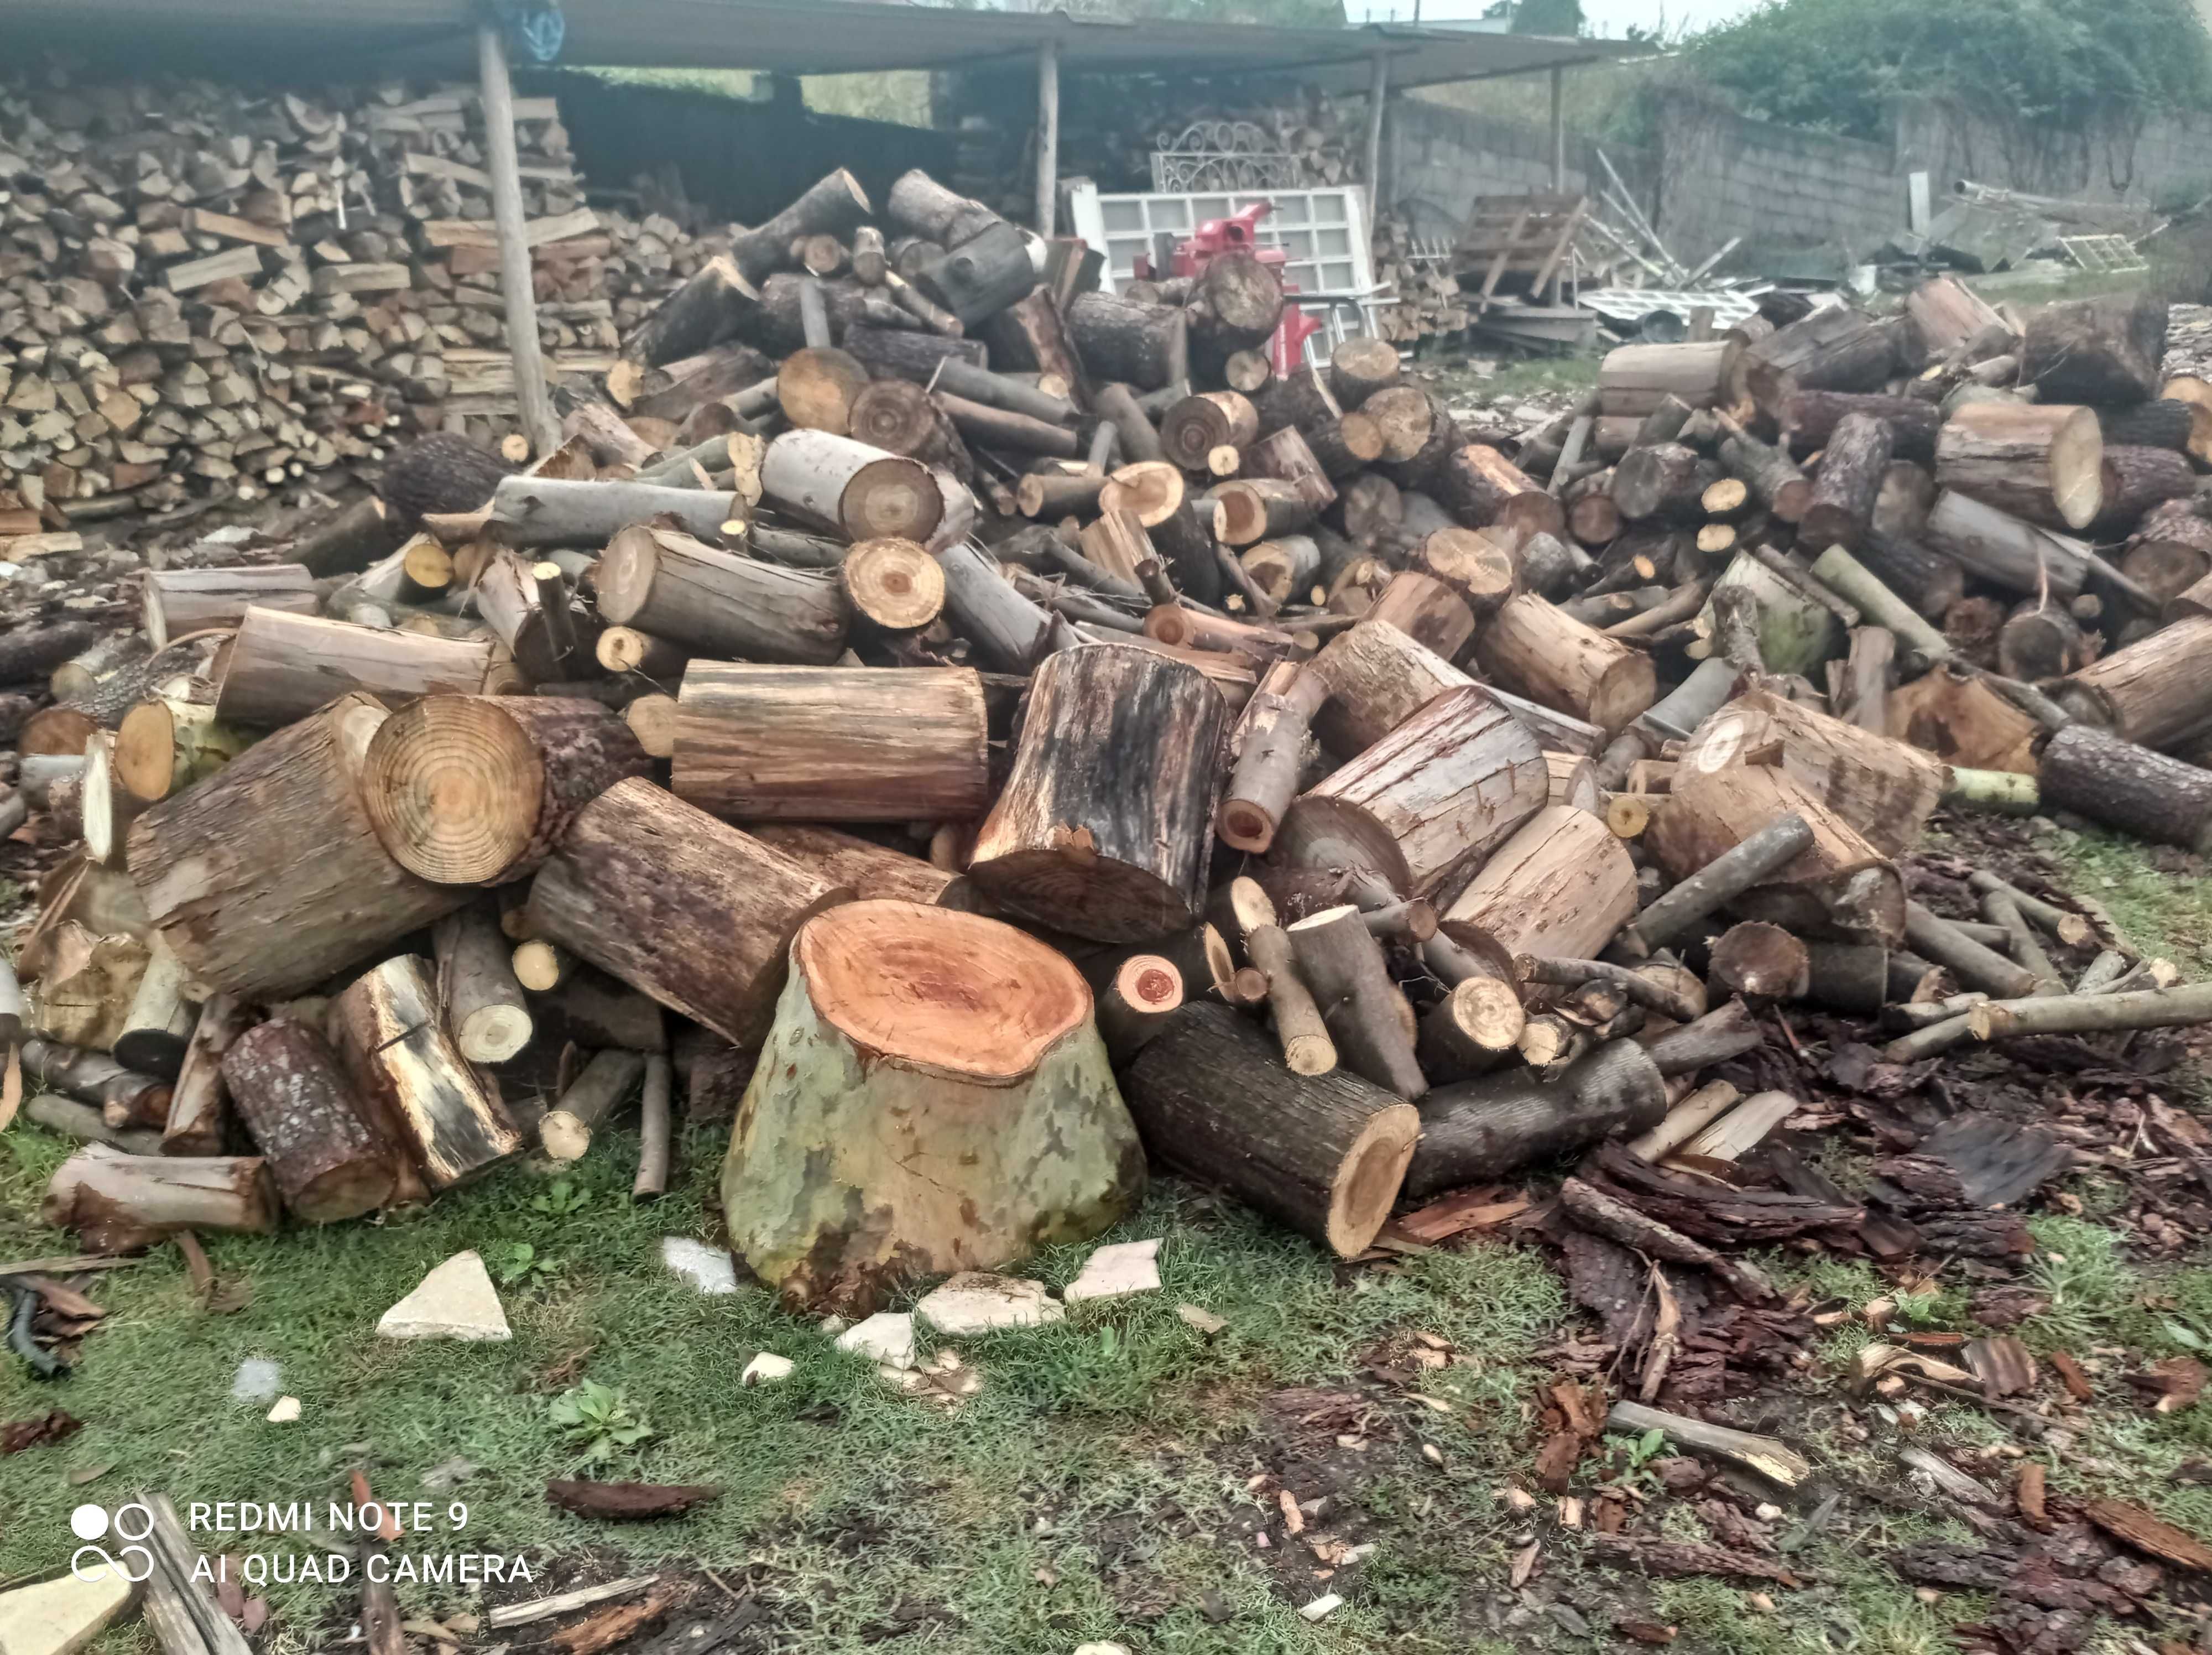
[377,1250,510,1341]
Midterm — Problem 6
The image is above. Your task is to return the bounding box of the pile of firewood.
[8,168,2212,1322]
[1369,211,1467,344]
[0,70,722,530]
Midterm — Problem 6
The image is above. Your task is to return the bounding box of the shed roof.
[1,0,1635,92]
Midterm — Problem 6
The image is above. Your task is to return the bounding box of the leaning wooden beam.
[477,22,558,457]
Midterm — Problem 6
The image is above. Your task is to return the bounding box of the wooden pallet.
[1452,192,1590,310]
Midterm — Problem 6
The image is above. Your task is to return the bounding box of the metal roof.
[0,0,1636,91]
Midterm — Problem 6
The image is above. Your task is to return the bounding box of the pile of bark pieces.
[10,173,2212,1341]
[0,67,713,530]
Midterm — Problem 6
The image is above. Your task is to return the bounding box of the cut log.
[1225,878,1337,1076]
[722,901,1141,1312]
[1888,667,2040,774]
[1217,672,1329,853]
[752,826,959,907]
[760,429,946,545]
[1444,804,1638,960]
[22,1037,169,1128]
[596,524,849,665]
[114,699,249,806]
[935,540,1065,673]
[2092,445,2196,537]
[841,324,987,385]
[969,644,1226,943]
[540,1049,649,1162]
[1907,275,2007,357]
[622,256,763,366]
[163,993,247,1157]
[1216,478,1317,547]
[142,566,316,650]
[41,1144,277,1251]
[672,665,987,823]
[731,170,872,283]
[329,955,520,1189]
[2050,615,2212,749]
[1413,528,1519,616]
[1473,593,1658,736]
[2040,725,2212,853]
[1066,291,1188,390]
[1284,905,1425,1099]
[1278,685,1547,899]
[1741,306,1901,413]
[1647,766,1905,946]
[1997,602,2085,683]
[129,694,471,999]
[2101,399,2197,453]
[1921,489,2094,600]
[2126,507,2212,602]
[1781,392,1939,465]
[488,475,742,549]
[1408,1038,1667,1201]
[1808,546,1951,673]
[1306,616,1470,755]
[1161,391,1259,472]
[1614,443,1707,524]
[1677,690,1944,858]
[1123,1002,1418,1257]
[114,935,195,1080]
[2021,292,2167,405]
[213,609,496,727]
[363,697,650,886]
[382,433,513,524]
[1243,425,1338,514]
[1437,445,1564,540]
[1708,921,1811,1002]
[1718,424,1812,523]
[221,1018,397,1222]
[434,903,533,1064]
[527,778,851,1045]
[1799,413,1892,552]
[1936,404,2104,532]
[1598,342,1740,417]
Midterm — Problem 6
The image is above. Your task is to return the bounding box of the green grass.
[2044,823,2212,976]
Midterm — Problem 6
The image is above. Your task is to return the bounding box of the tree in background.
[1510,0,1586,37]
[1683,0,2212,143]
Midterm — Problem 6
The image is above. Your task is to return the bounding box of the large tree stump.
[721,901,1144,1314]
[597,524,851,665]
[330,955,521,1191]
[526,778,852,1045]
[2021,292,2167,406]
[1444,804,1638,959]
[2041,725,2212,853]
[968,644,1227,943]
[1647,765,1905,945]
[363,696,650,886]
[1123,1002,1419,1258]
[129,693,471,1000]
[671,665,988,823]
[1936,403,2105,532]
[222,1018,398,1223]
[1278,685,1547,898]
[1473,593,1658,736]
[2049,615,2212,751]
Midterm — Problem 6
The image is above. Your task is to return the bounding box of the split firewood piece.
[1676,690,1945,859]
[1218,671,1329,854]
[1707,922,1811,1003]
[1968,871,2065,995]
[1625,1080,1741,1162]
[2048,615,2212,750]
[724,901,1141,1313]
[528,778,852,1046]
[751,825,961,907]
[1673,1090,1798,1165]
[1548,752,1602,815]
[1277,685,1547,899]
[1286,904,1426,1100]
[1936,403,2104,532]
[113,935,196,1080]
[540,1049,649,1163]
[597,524,852,664]
[331,955,521,1190]
[1646,767,1905,947]
[1125,1002,1417,1258]
[1799,412,1892,551]
[488,475,745,549]
[113,698,249,806]
[221,1017,398,1222]
[212,610,499,728]
[1444,804,1639,961]
[131,693,472,1000]
[363,696,650,887]
[1474,594,1657,736]
[434,904,534,1065]
[969,644,1227,944]
[1903,903,2041,1001]
[2041,725,2212,853]
[672,665,988,824]
[163,993,248,1157]
[82,733,147,870]
[1406,1040,1667,1199]
[142,565,317,648]
[41,1143,278,1251]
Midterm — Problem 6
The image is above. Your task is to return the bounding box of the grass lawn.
[5,818,2212,1654]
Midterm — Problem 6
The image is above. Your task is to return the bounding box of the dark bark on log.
[1782,392,1939,464]
[1286,904,1427,1099]
[839,324,987,385]
[1066,292,1188,391]
[222,1018,397,1223]
[732,170,873,284]
[2041,724,2212,853]
[2021,292,2167,405]
[1405,1040,1666,1200]
[1800,412,1893,553]
[1640,1000,1766,1076]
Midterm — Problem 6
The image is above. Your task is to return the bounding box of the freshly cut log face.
[1443,804,1639,960]
[1679,691,1945,859]
[1935,403,2105,532]
[671,665,989,823]
[331,955,523,1190]
[363,697,650,886]
[969,644,1228,943]
[721,901,1144,1314]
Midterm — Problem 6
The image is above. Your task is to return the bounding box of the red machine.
[1132,201,1322,374]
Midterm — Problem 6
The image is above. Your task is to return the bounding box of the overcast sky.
[1350,0,1768,37]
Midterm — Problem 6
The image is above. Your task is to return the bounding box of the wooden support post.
[477,24,558,460]
[1036,40,1061,235]
[1550,66,1566,194]
[1365,54,1389,217]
